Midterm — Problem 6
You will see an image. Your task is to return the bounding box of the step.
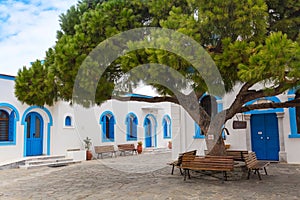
[25,158,74,166]
[19,160,81,169]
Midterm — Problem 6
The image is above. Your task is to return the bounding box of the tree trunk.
[204,111,227,156]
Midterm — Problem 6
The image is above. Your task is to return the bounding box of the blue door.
[251,113,279,161]
[145,118,152,147]
[26,112,43,156]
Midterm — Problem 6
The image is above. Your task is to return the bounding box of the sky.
[0,0,78,76]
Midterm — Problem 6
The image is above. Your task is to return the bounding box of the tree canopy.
[15,0,300,154]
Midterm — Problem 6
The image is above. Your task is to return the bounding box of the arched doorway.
[143,114,157,148]
[25,112,44,156]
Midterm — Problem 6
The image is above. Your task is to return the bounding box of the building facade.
[1,74,300,164]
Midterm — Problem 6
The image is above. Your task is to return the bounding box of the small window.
[100,111,115,142]
[65,116,72,127]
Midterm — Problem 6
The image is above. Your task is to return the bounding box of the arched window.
[65,116,72,127]
[100,111,115,142]
[194,94,219,138]
[126,113,138,141]
[162,115,171,139]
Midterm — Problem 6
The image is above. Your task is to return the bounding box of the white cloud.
[0,0,78,76]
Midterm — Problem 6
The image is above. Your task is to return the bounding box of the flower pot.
[168,142,172,149]
[137,145,142,154]
[86,150,93,160]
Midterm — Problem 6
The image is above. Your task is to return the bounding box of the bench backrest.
[226,150,248,160]
[94,145,115,153]
[244,152,259,168]
[118,143,135,150]
[182,155,234,171]
[177,150,197,166]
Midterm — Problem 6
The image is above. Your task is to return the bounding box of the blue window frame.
[125,113,138,141]
[100,111,115,142]
[162,115,171,139]
[194,123,205,139]
[288,88,300,138]
[65,116,72,127]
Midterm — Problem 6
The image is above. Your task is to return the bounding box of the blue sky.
[0,0,78,76]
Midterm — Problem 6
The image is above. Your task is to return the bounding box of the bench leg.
[264,167,268,175]
[184,169,187,181]
[187,170,191,179]
[255,169,262,180]
[223,171,228,181]
[171,164,175,175]
[179,168,183,175]
[247,169,251,179]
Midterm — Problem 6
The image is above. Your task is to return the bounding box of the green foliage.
[238,32,300,92]
[15,60,57,106]
[14,0,300,107]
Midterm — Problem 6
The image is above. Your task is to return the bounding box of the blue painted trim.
[288,134,300,138]
[21,106,53,156]
[162,114,172,139]
[100,110,116,142]
[125,93,153,99]
[124,112,138,124]
[0,103,20,146]
[143,114,157,147]
[287,87,300,95]
[0,74,15,81]
[194,123,205,139]
[244,96,284,114]
[287,89,300,138]
[217,102,223,113]
[125,112,138,141]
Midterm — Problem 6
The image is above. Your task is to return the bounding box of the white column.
[171,104,182,160]
[244,114,252,151]
[277,112,287,162]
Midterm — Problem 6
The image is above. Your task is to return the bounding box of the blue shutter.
[126,116,130,140]
[109,117,114,140]
[102,116,106,139]
[8,111,14,141]
[133,117,137,139]
[163,119,167,138]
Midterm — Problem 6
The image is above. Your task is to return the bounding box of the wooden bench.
[167,150,197,175]
[226,150,249,161]
[181,154,234,181]
[117,144,137,156]
[244,152,269,180]
[94,145,117,159]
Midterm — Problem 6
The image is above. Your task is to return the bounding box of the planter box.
[66,149,86,161]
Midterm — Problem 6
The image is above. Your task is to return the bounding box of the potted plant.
[84,137,93,160]
[168,141,172,149]
[137,141,143,154]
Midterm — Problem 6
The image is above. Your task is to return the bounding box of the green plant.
[83,137,92,151]
[137,141,142,146]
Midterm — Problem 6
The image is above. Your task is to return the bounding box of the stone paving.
[0,151,300,200]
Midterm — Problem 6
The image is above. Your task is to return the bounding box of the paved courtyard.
[0,151,300,200]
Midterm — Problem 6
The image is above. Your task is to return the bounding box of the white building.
[0,74,300,165]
